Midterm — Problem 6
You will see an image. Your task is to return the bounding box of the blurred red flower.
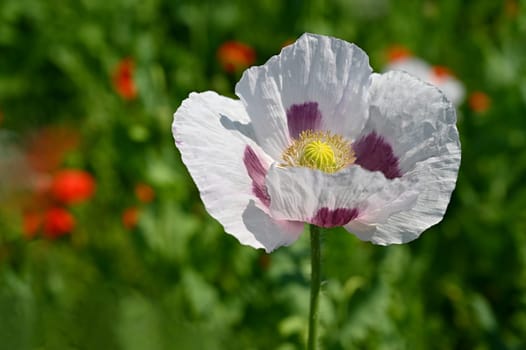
[113,58,137,100]
[16,127,85,239]
[431,65,454,82]
[22,211,43,239]
[468,91,491,113]
[134,182,155,203]
[505,0,518,18]
[51,169,95,204]
[25,126,79,173]
[122,206,140,230]
[43,207,75,239]
[217,41,256,73]
[387,45,412,63]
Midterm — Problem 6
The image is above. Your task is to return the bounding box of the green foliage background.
[1,0,526,349]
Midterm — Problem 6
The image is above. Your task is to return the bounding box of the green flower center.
[281,130,355,173]
[300,140,337,172]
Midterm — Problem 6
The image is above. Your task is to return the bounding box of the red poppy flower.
[43,207,75,238]
[468,91,491,113]
[134,182,155,203]
[113,58,138,100]
[51,169,95,204]
[217,41,256,73]
[122,207,140,230]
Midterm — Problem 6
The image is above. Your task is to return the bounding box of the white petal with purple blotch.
[172,91,304,252]
[346,71,461,244]
[360,71,460,175]
[265,165,417,229]
[235,33,372,159]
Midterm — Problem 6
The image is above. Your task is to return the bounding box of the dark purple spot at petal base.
[243,146,270,207]
[311,207,359,228]
[353,132,402,179]
[287,102,322,139]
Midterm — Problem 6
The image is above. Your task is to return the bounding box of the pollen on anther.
[280,130,355,173]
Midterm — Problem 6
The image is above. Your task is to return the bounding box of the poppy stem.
[308,224,322,350]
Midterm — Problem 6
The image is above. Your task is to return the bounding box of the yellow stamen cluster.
[281,130,355,173]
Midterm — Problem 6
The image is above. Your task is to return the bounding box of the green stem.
[308,224,322,350]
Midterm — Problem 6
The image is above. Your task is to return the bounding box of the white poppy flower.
[172,33,461,252]
[385,54,466,107]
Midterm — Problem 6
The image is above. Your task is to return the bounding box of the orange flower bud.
[112,58,138,100]
[468,91,491,113]
[122,207,140,230]
[134,182,155,203]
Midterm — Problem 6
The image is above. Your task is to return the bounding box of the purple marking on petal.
[311,207,359,228]
[353,132,402,179]
[286,102,322,139]
[243,146,270,207]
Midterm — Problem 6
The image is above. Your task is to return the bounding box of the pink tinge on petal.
[286,102,322,139]
[243,146,270,207]
[353,132,402,179]
[310,207,359,228]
